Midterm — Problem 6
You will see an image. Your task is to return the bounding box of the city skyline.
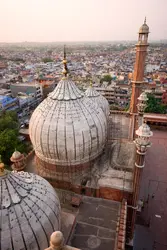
[0,0,167,42]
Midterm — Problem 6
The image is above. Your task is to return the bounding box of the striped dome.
[85,85,110,117]
[29,76,107,167]
[0,170,61,250]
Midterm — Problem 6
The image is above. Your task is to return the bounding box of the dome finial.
[49,231,64,249]
[64,44,66,60]
[139,17,149,34]
[62,45,68,77]
[90,80,93,87]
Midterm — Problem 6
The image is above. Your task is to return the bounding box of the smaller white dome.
[137,92,148,102]
[136,123,153,137]
[85,85,110,117]
[11,150,22,160]
[139,18,149,34]
[139,23,149,34]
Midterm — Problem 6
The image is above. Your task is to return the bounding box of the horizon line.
[0,39,167,44]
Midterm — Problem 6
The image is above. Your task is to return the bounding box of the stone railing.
[110,110,130,115]
[115,199,127,250]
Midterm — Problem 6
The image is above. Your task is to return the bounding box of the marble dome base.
[35,156,95,187]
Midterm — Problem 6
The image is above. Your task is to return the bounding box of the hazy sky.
[0,0,167,42]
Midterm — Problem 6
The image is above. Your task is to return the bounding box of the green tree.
[42,57,53,63]
[101,74,112,83]
[47,50,53,55]
[124,103,130,112]
[12,58,25,63]
[0,55,5,59]
[110,104,119,110]
[0,111,27,165]
[145,93,167,114]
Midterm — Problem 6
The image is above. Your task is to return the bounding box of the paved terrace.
[56,189,121,250]
[71,196,120,250]
[134,129,167,250]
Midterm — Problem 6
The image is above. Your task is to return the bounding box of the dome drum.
[35,156,95,192]
[35,155,95,183]
[36,156,93,172]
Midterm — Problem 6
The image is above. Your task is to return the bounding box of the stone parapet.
[115,199,127,250]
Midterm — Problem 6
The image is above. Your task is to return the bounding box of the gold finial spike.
[64,44,66,60]
[144,17,146,24]
[90,81,93,87]
[62,45,68,77]
[0,155,5,176]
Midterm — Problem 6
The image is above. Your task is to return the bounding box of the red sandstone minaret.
[130,18,149,113]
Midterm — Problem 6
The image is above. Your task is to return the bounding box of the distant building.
[0,61,7,70]
[162,90,167,104]
[36,76,57,98]
[18,94,39,116]
[92,86,115,104]
[84,85,130,106]
[0,95,19,112]
[0,88,12,96]
[10,82,43,101]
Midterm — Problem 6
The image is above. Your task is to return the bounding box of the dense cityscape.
[0,41,167,121]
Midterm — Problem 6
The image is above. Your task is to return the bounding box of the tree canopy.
[101,74,112,83]
[0,111,26,165]
[42,57,54,63]
[145,93,167,114]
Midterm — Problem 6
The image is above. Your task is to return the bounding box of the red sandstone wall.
[45,176,132,203]
[99,186,132,203]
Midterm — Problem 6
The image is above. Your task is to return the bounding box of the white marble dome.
[139,23,149,34]
[29,76,107,166]
[85,85,110,117]
[0,170,61,250]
